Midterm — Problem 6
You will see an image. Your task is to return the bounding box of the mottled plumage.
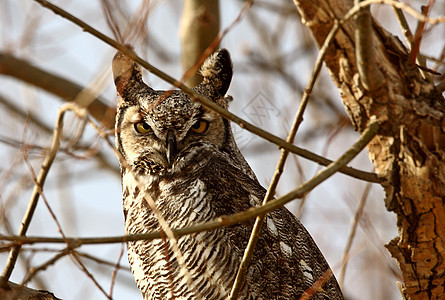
[113,48,344,299]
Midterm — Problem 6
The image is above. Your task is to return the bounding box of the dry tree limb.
[300,269,336,300]
[0,280,60,300]
[0,94,53,135]
[0,103,99,294]
[0,52,115,129]
[108,244,125,298]
[0,93,119,175]
[0,104,76,285]
[0,103,87,288]
[408,2,432,66]
[21,248,72,286]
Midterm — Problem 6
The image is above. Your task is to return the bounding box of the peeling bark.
[293,0,445,299]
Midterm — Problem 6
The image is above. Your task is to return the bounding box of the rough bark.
[292,0,445,299]
[0,281,60,300]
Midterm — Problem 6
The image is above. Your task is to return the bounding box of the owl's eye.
[134,122,151,134]
[191,120,209,134]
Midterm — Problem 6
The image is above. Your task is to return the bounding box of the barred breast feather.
[113,47,344,299]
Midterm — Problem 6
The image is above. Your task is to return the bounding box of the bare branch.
[0,103,87,287]
[409,1,436,82]
[0,52,115,129]
[32,0,380,183]
[109,244,125,298]
[409,1,434,65]
[180,0,253,85]
[300,269,335,300]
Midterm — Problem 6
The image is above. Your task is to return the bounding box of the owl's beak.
[166,130,177,166]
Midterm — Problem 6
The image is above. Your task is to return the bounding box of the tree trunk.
[179,0,220,87]
[292,0,445,299]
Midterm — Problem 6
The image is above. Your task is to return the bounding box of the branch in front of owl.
[32,0,380,184]
[88,94,198,287]
[0,119,380,249]
[229,12,353,297]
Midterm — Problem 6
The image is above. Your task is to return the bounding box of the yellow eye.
[134,122,151,134]
[191,120,209,134]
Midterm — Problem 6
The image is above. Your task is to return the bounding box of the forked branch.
[0,103,87,287]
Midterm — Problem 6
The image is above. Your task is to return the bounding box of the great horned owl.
[112,48,344,299]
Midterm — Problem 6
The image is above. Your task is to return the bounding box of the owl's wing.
[198,149,344,299]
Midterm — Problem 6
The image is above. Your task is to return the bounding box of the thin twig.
[299,269,335,300]
[109,244,125,299]
[0,94,53,135]
[70,252,111,299]
[363,0,444,25]
[391,1,434,80]
[392,2,414,44]
[0,103,86,287]
[85,105,198,293]
[22,135,69,241]
[0,120,380,248]
[76,251,131,272]
[338,181,372,287]
[21,248,72,285]
[408,0,435,81]
[100,0,123,43]
[409,1,433,65]
[229,4,348,296]
[0,93,118,174]
[32,0,380,183]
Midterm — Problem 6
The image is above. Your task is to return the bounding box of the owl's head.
[113,48,233,176]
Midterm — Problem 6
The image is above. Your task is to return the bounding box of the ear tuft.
[198,49,233,99]
[112,45,143,96]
